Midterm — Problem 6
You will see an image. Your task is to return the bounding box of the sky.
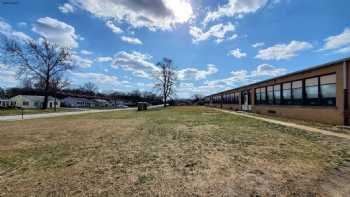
[0,0,350,98]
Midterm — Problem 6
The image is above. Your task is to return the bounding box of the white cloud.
[0,64,17,87]
[203,0,268,25]
[71,54,93,68]
[105,21,123,34]
[205,70,249,88]
[337,46,350,54]
[228,34,238,40]
[251,64,287,77]
[96,56,113,63]
[228,48,247,58]
[177,64,218,81]
[70,0,193,31]
[252,42,264,48]
[59,3,75,14]
[17,22,28,27]
[80,50,93,55]
[70,71,127,85]
[121,36,143,45]
[189,22,235,43]
[321,28,350,53]
[0,19,32,41]
[32,17,79,48]
[176,82,220,97]
[256,41,313,60]
[11,31,32,41]
[204,64,286,88]
[112,51,160,79]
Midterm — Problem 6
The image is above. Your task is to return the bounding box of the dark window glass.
[305,77,320,105]
[255,88,261,104]
[320,74,336,106]
[261,87,266,104]
[282,82,292,105]
[274,85,281,104]
[267,86,274,104]
[321,84,336,98]
[292,80,303,105]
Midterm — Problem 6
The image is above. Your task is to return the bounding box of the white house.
[0,99,16,108]
[62,97,92,108]
[11,95,61,109]
[93,99,111,108]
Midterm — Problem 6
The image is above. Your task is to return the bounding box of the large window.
[274,84,281,104]
[320,74,336,106]
[292,80,303,105]
[260,87,266,104]
[255,88,261,104]
[233,92,239,104]
[305,77,320,105]
[267,86,274,104]
[282,82,292,105]
[223,95,228,104]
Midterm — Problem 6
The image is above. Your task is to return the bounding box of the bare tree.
[1,38,73,109]
[154,58,177,108]
[50,76,70,111]
[81,82,98,95]
[20,77,34,89]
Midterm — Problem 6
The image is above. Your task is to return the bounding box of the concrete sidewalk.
[0,105,162,121]
[215,108,350,140]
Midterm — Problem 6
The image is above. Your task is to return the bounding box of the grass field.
[0,108,82,116]
[0,107,349,196]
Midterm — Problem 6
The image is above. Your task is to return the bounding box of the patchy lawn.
[0,106,349,196]
[0,108,83,116]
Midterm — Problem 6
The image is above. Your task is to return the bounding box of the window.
[274,84,281,104]
[320,74,336,106]
[305,77,320,105]
[260,87,266,104]
[282,82,292,105]
[234,92,240,104]
[255,88,261,104]
[292,80,303,105]
[267,86,274,104]
[23,101,29,106]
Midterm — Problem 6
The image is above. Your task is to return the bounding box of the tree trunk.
[42,80,49,109]
[164,96,167,108]
[54,92,57,112]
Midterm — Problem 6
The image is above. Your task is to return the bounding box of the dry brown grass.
[0,106,350,196]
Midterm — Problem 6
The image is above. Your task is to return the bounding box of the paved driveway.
[0,105,162,121]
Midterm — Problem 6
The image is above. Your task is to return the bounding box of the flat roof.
[207,56,350,97]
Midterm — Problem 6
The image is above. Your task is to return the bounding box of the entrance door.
[241,90,252,111]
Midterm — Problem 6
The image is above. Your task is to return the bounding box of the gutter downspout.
[343,61,349,125]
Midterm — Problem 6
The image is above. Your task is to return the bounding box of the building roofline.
[207,56,350,97]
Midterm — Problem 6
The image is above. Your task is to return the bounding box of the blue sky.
[0,0,350,98]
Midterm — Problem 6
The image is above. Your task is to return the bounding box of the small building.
[0,99,16,108]
[93,99,111,108]
[205,57,350,125]
[11,95,60,109]
[62,97,92,108]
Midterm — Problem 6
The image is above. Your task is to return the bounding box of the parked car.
[117,104,128,109]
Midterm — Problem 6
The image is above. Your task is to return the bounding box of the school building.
[205,57,350,125]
